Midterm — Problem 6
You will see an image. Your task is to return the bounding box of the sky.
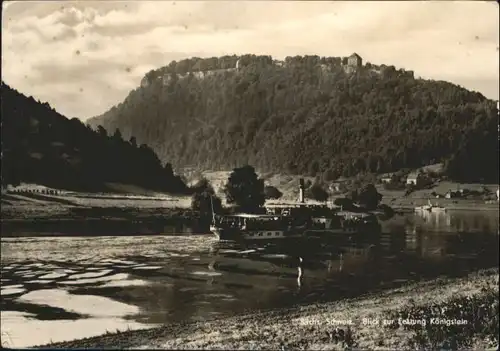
[2,1,499,121]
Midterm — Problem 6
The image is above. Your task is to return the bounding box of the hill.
[88,54,498,184]
[1,82,188,193]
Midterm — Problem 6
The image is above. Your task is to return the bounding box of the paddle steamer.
[209,180,381,242]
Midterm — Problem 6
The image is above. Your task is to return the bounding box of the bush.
[384,283,499,349]
[333,197,355,210]
[191,179,222,216]
[356,184,382,210]
[190,178,210,194]
[378,204,395,220]
[264,185,283,200]
[307,183,329,202]
[224,165,265,212]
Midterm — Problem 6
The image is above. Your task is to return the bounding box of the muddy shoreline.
[33,268,498,350]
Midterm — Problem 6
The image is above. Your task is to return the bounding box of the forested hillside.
[88,54,498,183]
[1,83,188,193]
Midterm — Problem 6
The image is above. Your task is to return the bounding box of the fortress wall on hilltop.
[139,54,415,88]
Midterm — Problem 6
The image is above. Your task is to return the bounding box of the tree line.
[1,82,188,193]
[192,165,385,219]
[89,54,498,184]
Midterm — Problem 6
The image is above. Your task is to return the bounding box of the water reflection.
[410,209,499,233]
[1,210,499,347]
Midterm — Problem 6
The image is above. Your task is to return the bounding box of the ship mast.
[210,195,216,224]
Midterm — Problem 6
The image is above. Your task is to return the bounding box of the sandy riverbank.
[0,191,192,220]
[0,190,202,237]
[2,187,497,221]
[34,268,499,350]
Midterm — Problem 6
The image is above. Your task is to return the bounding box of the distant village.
[141,53,415,88]
[375,165,499,202]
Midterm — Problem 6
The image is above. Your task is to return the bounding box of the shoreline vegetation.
[2,168,498,237]
[1,178,497,224]
[32,268,498,350]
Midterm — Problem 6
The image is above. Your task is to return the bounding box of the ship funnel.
[299,178,305,203]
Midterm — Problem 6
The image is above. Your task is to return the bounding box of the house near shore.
[329,183,343,192]
[330,176,350,192]
[406,172,425,186]
[380,173,397,184]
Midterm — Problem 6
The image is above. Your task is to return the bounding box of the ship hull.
[210,226,297,241]
[210,225,381,242]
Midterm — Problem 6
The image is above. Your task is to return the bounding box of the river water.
[1,210,498,347]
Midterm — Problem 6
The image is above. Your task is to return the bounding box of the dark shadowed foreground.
[37,269,498,350]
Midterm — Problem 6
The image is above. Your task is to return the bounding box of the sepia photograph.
[1,0,499,349]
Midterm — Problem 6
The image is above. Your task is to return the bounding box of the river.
[1,210,498,347]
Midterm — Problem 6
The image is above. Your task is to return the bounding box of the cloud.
[1,1,499,120]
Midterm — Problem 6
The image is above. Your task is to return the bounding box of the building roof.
[266,201,326,207]
[266,205,329,210]
[349,53,362,60]
[225,213,280,219]
[337,211,371,218]
[336,176,349,182]
[380,172,395,178]
[407,172,421,178]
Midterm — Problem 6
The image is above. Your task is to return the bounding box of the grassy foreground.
[36,269,499,350]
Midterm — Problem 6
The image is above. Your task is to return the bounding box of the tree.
[129,136,137,148]
[112,128,123,141]
[97,125,107,138]
[333,197,355,210]
[163,162,174,177]
[347,189,359,203]
[191,178,211,194]
[0,83,189,193]
[191,178,222,216]
[224,165,265,212]
[356,183,382,210]
[307,183,329,202]
[264,185,283,200]
[378,203,395,219]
